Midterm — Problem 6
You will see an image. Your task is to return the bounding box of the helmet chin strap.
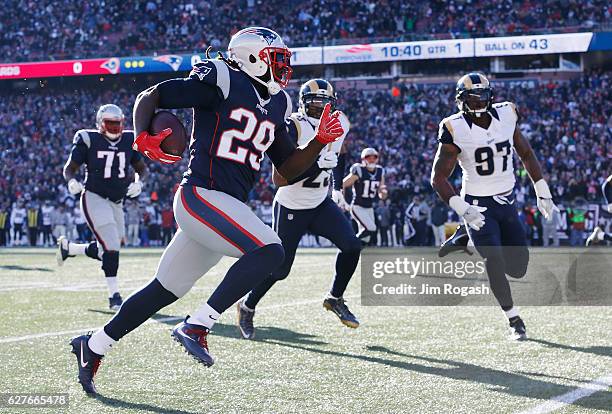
[243,64,281,95]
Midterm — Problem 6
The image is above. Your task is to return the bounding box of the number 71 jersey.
[438,102,518,197]
[69,129,141,202]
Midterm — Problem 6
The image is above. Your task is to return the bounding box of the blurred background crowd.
[1,0,609,62]
[0,69,609,248]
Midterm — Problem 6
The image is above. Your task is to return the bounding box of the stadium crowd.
[0,70,609,247]
[1,0,610,63]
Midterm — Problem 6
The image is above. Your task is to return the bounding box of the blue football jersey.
[156,59,294,202]
[69,130,142,202]
[350,164,384,208]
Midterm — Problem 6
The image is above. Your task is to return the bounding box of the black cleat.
[108,293,123,311]
[323,297,360,328]
[171,318,215,367]
[509,316,527,341]
[70,334,103,396]
[438,225,472,257]
[56,236,74,266]
[236,301,255,339]
[586,226,603,246]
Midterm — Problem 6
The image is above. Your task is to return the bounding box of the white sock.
[106,277,119,297]
[68,242,87,255]
[188,303,221,330]
[504,307,519,319]
[88,329,116,356]
[326,293,339,300]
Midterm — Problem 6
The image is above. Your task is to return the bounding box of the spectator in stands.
[430,199,448,247]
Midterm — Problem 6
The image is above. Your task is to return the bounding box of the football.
[150,110,188,156]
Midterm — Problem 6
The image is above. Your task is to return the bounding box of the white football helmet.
[361,147,379,169]
[228,27,292,95]
[96,104,124,140]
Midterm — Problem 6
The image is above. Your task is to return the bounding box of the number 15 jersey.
[438,102,518,197]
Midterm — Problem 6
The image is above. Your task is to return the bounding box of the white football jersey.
[274,112,350,210]
[438,102,519,197]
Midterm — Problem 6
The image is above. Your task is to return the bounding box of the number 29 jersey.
[179,60,293,202]
[438,102,518,197]
[274,112,350,210]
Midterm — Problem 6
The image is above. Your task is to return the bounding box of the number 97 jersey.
[438,102,518,197]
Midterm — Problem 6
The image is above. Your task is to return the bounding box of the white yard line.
[0,295,359,344]
[516,374,612,414]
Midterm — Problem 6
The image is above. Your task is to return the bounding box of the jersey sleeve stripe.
[443,120,454,138]
[210,60,230,100]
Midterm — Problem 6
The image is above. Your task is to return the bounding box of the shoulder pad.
[350,163,362,177]
[73,129,92,148]
[189,60,230,100]
[437,118,455,144]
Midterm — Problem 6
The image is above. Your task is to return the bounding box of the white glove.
[317,152,338,170]
[449,195,487,231]
[534,179,559,220]
[67,178,84,195]
[332,189,349,210]
[607,203,612,214]
[126,181,143,198]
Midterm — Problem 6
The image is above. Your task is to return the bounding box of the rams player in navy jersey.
[69,27,345,395]
[57,104,147,310]
[343,148,388,244]
[237,79,362,339]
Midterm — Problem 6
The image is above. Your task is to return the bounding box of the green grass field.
[0,248,610,414]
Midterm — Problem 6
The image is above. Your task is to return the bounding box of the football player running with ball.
[237,79,361,339]
[431,72,558,340]
[69,27,344,396]
[58,104,147,310]
[343,147,388,245]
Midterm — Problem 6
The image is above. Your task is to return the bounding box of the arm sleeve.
[157,59,230,109]
[332,152,346,191]
[69,131,89,165]
[437,120,461,153]
[157,78,222,110]
[266,123,297,169]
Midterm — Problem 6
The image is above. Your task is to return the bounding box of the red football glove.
[314,103,344,144]
[133,128,181,164]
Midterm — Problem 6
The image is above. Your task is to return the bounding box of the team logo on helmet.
[242,28,278,45]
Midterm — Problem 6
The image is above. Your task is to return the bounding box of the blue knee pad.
[102,250,119,278]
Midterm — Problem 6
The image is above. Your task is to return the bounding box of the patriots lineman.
[431,73,558,340]
[343,148,388,244]
[69,27,344,395]
[57,104,147,310]
[237,79,362,339]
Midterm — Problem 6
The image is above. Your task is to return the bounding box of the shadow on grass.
[255,340,610,412]
[526,338,612,358]
[0,264,53,272]
[96,394,200,414]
